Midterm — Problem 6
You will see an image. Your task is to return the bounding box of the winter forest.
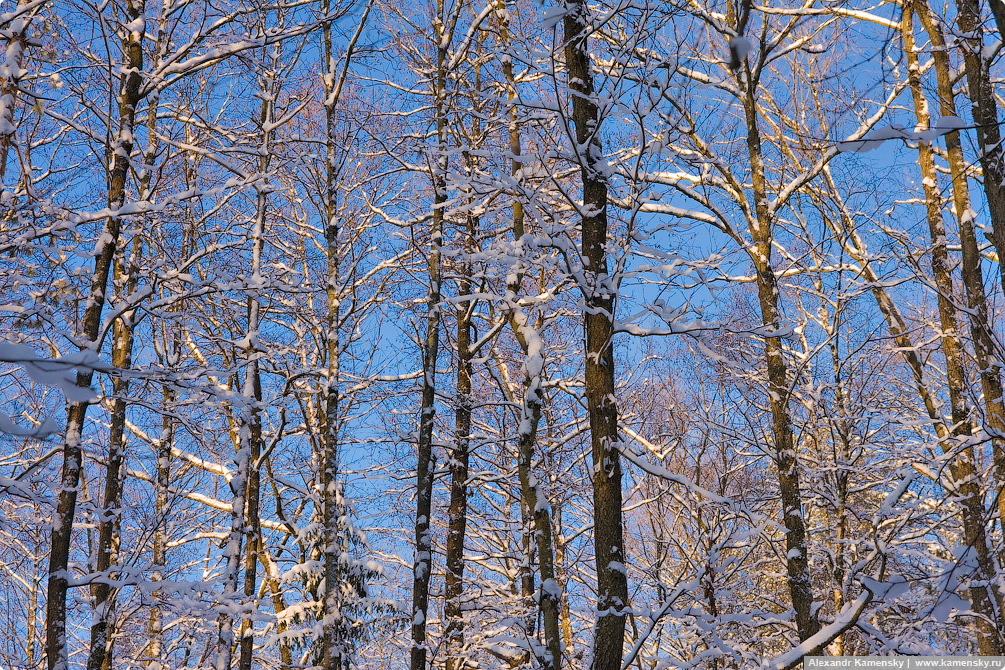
[8,0,1005,668]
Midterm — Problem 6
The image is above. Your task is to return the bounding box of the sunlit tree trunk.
[236,72,275,670]
[954,0,1005,293]
[904,7,1003,652]
[736,14,820,642]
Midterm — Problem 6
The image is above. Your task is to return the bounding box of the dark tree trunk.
[46,3,144,668]
[444,213,473,670]
[410,11,449,670]
[563,3,628,669]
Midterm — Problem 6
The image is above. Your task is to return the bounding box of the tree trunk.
[259,542,293,670]
[954,0,1005,292]
[410,6,450,670]
[218,81,272,670]
[917,0,1005,577]
[46,3,144,668]
[738,32,820,643]
[238,365,263,670]
[563,3,628,669]
[146,380,173,669]
[86,237,141,670]
[318,1,370,664]
[904,7,1003,652]
[444,210,474,670]
[511,316,562,670]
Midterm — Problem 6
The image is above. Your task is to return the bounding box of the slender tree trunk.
[146,380,173,669]
[410,8,450,670]
[218,72,272,670]
[824,303,852,656]
[216,367,249,668]
[444,211,474,670]
[510,312,562,670]
[317,6,370,666]
[238,365,263,670]
[86,237,141,670]
[236,106,273,670]
[738,34,820,644]
[259,542,292,670]
[904,9,1003,652]
[497,9,563,662]
[143,42,169,662]
[46,4,144,668]
[28,540,39,668]
[562,4,628,669]
[321,49,344,670]
[554,505,573,659]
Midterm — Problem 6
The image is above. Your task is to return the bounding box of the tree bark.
[918,0,1005,576]
[86,237,141,670]
[444,211,474,670]
[259,541,293,670]
[46,3,144,668]
[904,7,1003,652]
[238,365,263,670]
[410,7,450,669]
[510,313,562,670]
[737,23,819,643]
[954,0,1005,292]
[563,3,628,669]
[146,380,173,669]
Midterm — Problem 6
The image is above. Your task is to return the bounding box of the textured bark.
[410,8,450,669]
[86,238,140,670]
[563,3,628,669]
[145,381,173,669]
[904,8,1003,652]
[259,543,292,670]
[444,215,473,670]
[238,366,263,670]
[320,87,345,670]
[954,0,1005,291]
[738,33,819,643]
[918,0,1005,574]
[46,4,144,668]
[513,358,561,670]
[215,391,248,669]
[506,306,561,670]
